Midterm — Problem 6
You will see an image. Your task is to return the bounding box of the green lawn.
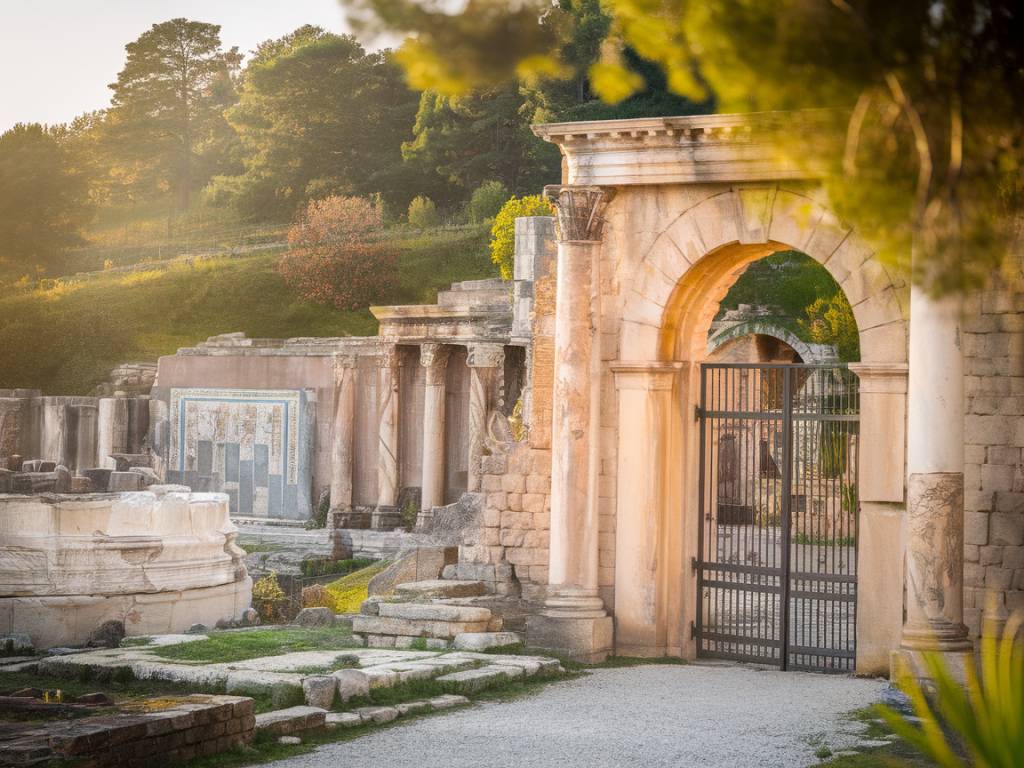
[0,225,493,394]
[150,627,357,664]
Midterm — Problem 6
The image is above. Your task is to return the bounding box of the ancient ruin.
[1,111,1021,683]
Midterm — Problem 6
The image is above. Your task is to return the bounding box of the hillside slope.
[0,227,493,394]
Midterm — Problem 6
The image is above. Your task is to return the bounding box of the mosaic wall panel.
[167,388,313,520]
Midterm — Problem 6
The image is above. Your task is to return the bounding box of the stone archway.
[707,319,836,364]
[611,187,910,672]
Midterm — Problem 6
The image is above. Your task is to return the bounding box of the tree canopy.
[349,0,1024,293]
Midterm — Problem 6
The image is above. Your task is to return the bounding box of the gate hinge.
[690,621,697,640]
[691,557,699,574]
[694,404,704,421]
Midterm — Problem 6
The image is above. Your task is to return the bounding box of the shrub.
[465,180,510,224]
[324,560,390,614]
[252,571,286,623]
[407,195,440,228]
[279,195,397,312]
[878,608,1023,767]
[489,195,554,280]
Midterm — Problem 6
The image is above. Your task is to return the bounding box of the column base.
[371,505,404,531]
[890,648,974,688]
[527,590,613,663]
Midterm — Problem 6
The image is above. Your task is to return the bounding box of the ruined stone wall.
[962,256,1024,635]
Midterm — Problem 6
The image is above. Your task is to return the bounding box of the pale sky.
[0,1,375,132]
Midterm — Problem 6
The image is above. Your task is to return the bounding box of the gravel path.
[269,663,889,768]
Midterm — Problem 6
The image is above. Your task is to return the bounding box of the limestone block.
[990,514,1024,546]
[376,603,491,623]
[331,669,370,702]
[395,700,431,716]
[965,512,990,546]
[302,676,336,709]
[354,706,398,724]
[428,694,469,710]
[108,471,143,492]
[325,712,362,728]
[452,632,522,651]
[253,706,326,736]
[352,616,490,640]
[393,580,486,599]
[434,667,510,693]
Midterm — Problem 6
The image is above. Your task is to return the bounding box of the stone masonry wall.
[962,254,1024,636]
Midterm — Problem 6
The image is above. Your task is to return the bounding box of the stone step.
[453,631,522,651]
[254,706,327,736]
[394,579,487,599]
[377,602,491,623]
[352,615,490,641]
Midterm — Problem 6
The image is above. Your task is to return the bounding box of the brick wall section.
[0,695,255,767]
[962,257,1024,636]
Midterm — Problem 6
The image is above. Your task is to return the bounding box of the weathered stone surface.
[428,694,470,710]
[354,706,398,724]
[452,631,522,651]
[226,671,304,707]
[368,546,458,596]
[301,675,336,709]
[0,634,33,654]
[434,667,509,693]
[325,712,362,728]
[53,465,72,493]
[394,580,487,599]
[86,620,124,649]
[332,668,370,702]
[107,471,142,492]
[293,607,335,627]
[395,700,431,716]
[253,706,326,736]
[352,615,491,640]
[377,603,491,623]
[278,736,302,745]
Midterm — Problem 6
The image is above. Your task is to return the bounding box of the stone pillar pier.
[527,185,614,663]
[894,286,972,679]
[329,355,357,527]
[419,344,450,525]
[466,343,504,493]
[374,346,401,529]
[72,404,98,474]
[610,363,680,656]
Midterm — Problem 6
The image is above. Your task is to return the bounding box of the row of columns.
[329,342,505,523]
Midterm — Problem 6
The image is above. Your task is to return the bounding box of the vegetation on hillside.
[0,226,491,395]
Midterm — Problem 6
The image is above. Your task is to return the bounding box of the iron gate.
[694,363,860,672]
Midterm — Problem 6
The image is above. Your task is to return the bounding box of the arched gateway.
[522,113,973,677]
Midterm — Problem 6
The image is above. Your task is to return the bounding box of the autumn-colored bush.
[489,194,554,280]
[279,195,397,311]
[407,195,440,228]
[252,571,287,623]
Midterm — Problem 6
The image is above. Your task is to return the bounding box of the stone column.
[72,404,98,474]
[466,343,504,493]
[419,344,450,519]
[97,398,129,470]
[375,346,401,528]
[329,354,357,520]
[896,286,972,678]
[527,185,615,662]
[611,362,680,656]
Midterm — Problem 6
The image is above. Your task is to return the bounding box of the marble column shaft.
[467,344,504,493]
[902,285,970,651]
[377,347,400,508]
[543,185,614,615]
[97,398,129,470]
[420,344,449,510]
[329,356,357,511]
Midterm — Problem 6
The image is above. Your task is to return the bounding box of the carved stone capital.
[420,343,450,386]
[544,185,615,242]
[378,345,400,369]
[332,354,358,381]
[467,343,505,369]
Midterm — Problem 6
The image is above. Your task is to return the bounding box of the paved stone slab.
[352,616,490,640]
[428,694,470,710]
[325,712,362,728]
[377,603,491,623]
[355,706,399,725]
[396,700,431,716]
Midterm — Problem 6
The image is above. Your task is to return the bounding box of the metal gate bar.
[694,363,859,673]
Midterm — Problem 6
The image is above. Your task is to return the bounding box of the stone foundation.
[0,488,252,648]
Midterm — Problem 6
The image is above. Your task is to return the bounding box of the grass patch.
[323,560,390,613]
[152,627,357,664]
[0,669,233,709]
[594,656,689,668]
[0,225,492,394]
[815,707,938,767]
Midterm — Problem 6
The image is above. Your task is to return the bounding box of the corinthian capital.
[544,185,615,242]
[467,343,504,369]
[420,343,450,385]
